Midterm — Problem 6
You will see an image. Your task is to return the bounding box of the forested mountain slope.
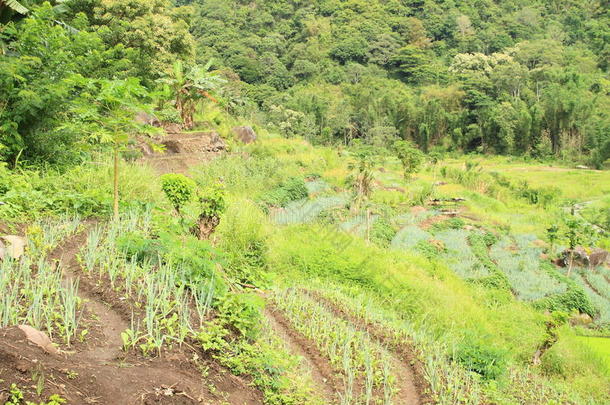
[187,0,609,164]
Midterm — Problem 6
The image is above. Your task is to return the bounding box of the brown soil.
[263,305,341,404]
[141,153,221,175]
[419,214,452,230]
[0,228,264,405]
[303,290,431,405]
[137,131,226,175]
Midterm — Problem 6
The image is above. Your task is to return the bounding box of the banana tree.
[158,60,226,129]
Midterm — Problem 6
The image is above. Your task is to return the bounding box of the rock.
[231,126,257,144]
[17,325,58,354]
[0,235,26,260]
[0,239,5,261]
[162,122,183,133]
[162,131,226,154]
[589,248,609,267]
[134,111,160,127]
[575,165,589,170]
[561,247,609,268]
[569,313,593,326]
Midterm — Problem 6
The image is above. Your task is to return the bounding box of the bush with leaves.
[394,140,424,180]
[454,333,508,380]
[194,182,227,239]
[160,173,196,215]
[347,140,381,211]
[259,177,308,208]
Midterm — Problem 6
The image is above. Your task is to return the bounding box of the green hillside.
[0,1,609,404]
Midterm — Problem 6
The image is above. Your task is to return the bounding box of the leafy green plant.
[547,224,560,255]
[394,139,424,180]
[454,334,507,380]
[194,182,227,239]
[259,177,308,208]
[160,173,196,215]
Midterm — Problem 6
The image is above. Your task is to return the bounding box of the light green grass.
[577,336,610,372]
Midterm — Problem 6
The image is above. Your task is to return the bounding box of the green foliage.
[187,0,608,161]
[198,182,226,218]
[157,59,226,128]
[217,199,269,286]
[216,293,264,341]
[430,217,466,232]
[393,139,424,179]
[0,3,115,164]
[468,232,511,291]
[259,177,308,208]
[370,216,395,247]
[196,293,315,405]
[454,334,508,380]
[89,0,195,85]
[0,159,160,220]
[533,262,596,317]
[160,173,196,214]
[414,239,446,259]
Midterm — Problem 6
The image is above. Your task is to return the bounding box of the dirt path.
[263,305,341,403]
[30,227,264,405]
[302,289,427,405]
[51,230,126,364]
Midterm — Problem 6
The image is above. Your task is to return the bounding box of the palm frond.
[3,0,29,15]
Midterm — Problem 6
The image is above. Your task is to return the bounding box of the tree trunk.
[567,250,574,278]
[194,215,220,240]
[113,147,120,222]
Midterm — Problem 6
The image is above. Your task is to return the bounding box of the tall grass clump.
[216,197,270,285]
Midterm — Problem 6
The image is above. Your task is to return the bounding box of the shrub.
[430,217,465,232]
[259,177,308,208]
[468,232,511,291]
[370,216,396,247]
[454,334,508,380]
[116,231,161,263]
[160,173,196,214]
[414,239,446,259]
[533,262,596,317]
[216,293,265,340]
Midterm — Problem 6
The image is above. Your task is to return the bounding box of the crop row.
[490,236,566,301]
[271,288,396,405]
[0,216,83,345]
[80,216,217,355]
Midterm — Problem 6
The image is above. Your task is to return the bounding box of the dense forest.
[1,0,609,168]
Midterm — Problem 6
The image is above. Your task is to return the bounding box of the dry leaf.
[17,325,58,354]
